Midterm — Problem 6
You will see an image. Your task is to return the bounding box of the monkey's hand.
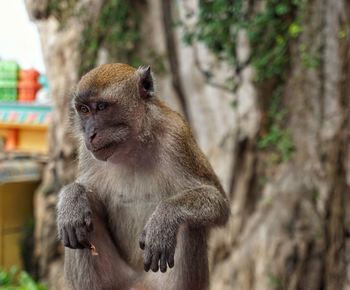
[139,203,178,273]
[57,183,93,249]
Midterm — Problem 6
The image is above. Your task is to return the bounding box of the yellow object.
[0,122,48,154]
[0,180,38,269]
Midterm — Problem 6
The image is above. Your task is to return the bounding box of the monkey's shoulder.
[163,108,224,193]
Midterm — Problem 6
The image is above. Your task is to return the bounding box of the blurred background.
[0,0,349,289]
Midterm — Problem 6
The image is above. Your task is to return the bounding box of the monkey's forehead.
[78,63,137,92]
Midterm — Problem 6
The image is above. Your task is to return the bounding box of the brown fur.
[57,63,230,290]
[78,63,136,92]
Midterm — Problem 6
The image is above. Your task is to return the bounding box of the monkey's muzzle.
[86,124,130,161]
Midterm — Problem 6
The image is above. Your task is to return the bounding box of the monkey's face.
[73,63,154,162]
[74,98,133,161]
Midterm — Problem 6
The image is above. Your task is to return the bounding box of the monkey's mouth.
[90,141,122,161]
[87,124,130,161]
[92,142,116,153]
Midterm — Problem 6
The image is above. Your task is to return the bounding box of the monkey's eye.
[97,102,108,111]
[78,105,90,114]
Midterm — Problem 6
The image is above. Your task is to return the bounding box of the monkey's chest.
[105,190,163,269]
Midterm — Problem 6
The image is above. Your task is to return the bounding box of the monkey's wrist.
[156,200,183,227]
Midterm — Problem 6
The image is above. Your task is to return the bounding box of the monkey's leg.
[175,226,209,290]
[64,191,135,290]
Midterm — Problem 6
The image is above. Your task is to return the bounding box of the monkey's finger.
[75,226,90,249]
[139,231,146,250]
[67,225,79,249]
[151,252,160,272]
[139,240,145,250]
[84,215,93,232]
[167,250,175,268]
[139,242,145,250]
[62,228,71,248]
[160,253,167,273]
[144,249,152,272]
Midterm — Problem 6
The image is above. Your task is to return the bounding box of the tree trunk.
[24,0,350,289]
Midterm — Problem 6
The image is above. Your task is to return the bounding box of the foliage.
[184,0,244,66]
[185,0,304,82]
[267,271,283,289]
[98,0,141,65]
[79,0,167,77]
[257,88,295,162]
[248,0,304,82]
[258,119,295,162]
[79,0,141,76]
[0,267,47,290]
[47,0,142,75]
[184,0,307,162]
[299,44,321,69]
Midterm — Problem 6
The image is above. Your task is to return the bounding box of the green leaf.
[288,23,302,37]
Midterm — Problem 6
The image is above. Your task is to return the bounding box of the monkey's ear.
[138,66,154,99]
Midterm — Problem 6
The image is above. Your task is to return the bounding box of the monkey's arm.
[162,185,230,227]
[57,182,93,249]
[139,184,229,273]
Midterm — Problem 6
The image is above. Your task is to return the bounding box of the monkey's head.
[73,63,156,162]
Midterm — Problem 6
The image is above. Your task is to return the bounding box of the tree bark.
[24,0,350,289]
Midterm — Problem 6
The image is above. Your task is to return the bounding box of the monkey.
[56,63,230,290]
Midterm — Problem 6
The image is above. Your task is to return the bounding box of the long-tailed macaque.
[57,63,230,290]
